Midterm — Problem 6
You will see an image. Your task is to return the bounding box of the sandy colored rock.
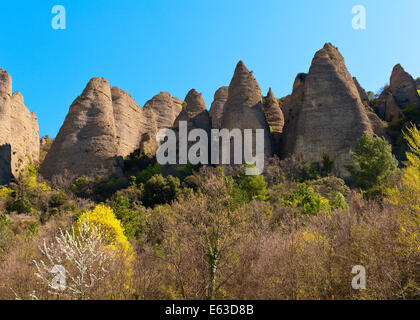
[220,61,273,164]
[111,87,149,157]
[10,92,40,176]
[140,92,183,155]
[353,77,369,104]
[0,69,39,185]
[390,64,420,109]
[40,78,122,185]
[262,88,284,154]
[174,89,211,132]
[0,69,12,184]
[143,92,183,129]
[385,93,403,122]
[209,86,228,129]
[282,43,374,177]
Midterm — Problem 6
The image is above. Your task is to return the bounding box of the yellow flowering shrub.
[387,124,420,256]
[76,204,134,260]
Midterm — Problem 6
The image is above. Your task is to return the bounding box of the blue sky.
[0,0,418,137]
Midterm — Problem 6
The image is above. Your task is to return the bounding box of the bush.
[111,196,146,240]
[284,184,331,215]
[76,204,133,259]
[70,176,91,198]
[142,174,180,208]
[137,163,162,184]
[236,165,269,202]
[346,133,399,195]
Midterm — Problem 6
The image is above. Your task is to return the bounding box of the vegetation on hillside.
[0,125,419,300]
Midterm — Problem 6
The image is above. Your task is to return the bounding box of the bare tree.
[33,221,115,300]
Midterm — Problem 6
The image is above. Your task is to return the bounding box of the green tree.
[346,133,399,193]
[284,183,331,215]
[236,164,269,202]
[142,174,180,207]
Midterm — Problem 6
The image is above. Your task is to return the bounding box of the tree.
[387,124,420,257]
[142,174,180,208]
[33,221,115,300]
[346,133,399,194]
[236,164,269,202]
[76,204,133,260]
[284,183,331,215]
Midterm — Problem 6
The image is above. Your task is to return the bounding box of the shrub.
[236,164,269,202]
[76,204,133,259]
[142,174,180,208]
[137,163,161,184]
[0,214,14,260]
[346,133,399,194]
[284,184,331,215]
[111,196,146,240]
[70,176,91,198]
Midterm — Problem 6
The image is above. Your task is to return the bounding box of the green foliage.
[137,163,162,184]
[142,174,180,208]
[236,165,269,202]
[0,214,14,259]
[301,154,334,181]
[9,196,32,214]
[346,133,399,194]
[284,183,331,215]
[321,154,334,175]
[177,162,201,181]
[329,192,349,210]
[70,176,91,198]
[111,196,146,240]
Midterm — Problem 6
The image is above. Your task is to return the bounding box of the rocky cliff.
[40,79,183,186]
[281,43,375,177]
[378,64,420,121]
[209,86,228,129]
[0,69,39,185]
[219,61,273,164]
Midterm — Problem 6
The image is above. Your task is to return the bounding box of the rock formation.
[174,89,211,133]
[281,43,374,177]
[262,88,284,154]
[390,64,420,109]
[40,79,183,186]
[40,78,122,185]
[377,64,419,121]
[0,69,39,185]
[140,92,183,155]
[209,86,228,129]
[220,61,273,164]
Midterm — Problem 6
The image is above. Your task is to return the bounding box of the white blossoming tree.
[33,221,115,300]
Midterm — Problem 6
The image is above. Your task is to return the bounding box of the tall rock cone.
[220,61,273,166]
[40,78,122,185]
[0,69,12,184]
[263,88,284,154]
[111,86,151,157]
[209,86,228,129]
[390,64,420,109]
[0,69,39,185]
[140,92,183,155]
[376,64,419,122]
[174,89,211,132]
[283,43,374,177]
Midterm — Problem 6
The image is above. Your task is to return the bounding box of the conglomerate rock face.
[209,86,228,129]
[40,78,183,186]
[40,78,122,185]
[377,64,420,121]
[262,88,284,154]
[281,43,374,177]
[219,61,273,165]
[0,69,39,185]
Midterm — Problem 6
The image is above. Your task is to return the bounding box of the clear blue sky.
[0,0,418,137]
